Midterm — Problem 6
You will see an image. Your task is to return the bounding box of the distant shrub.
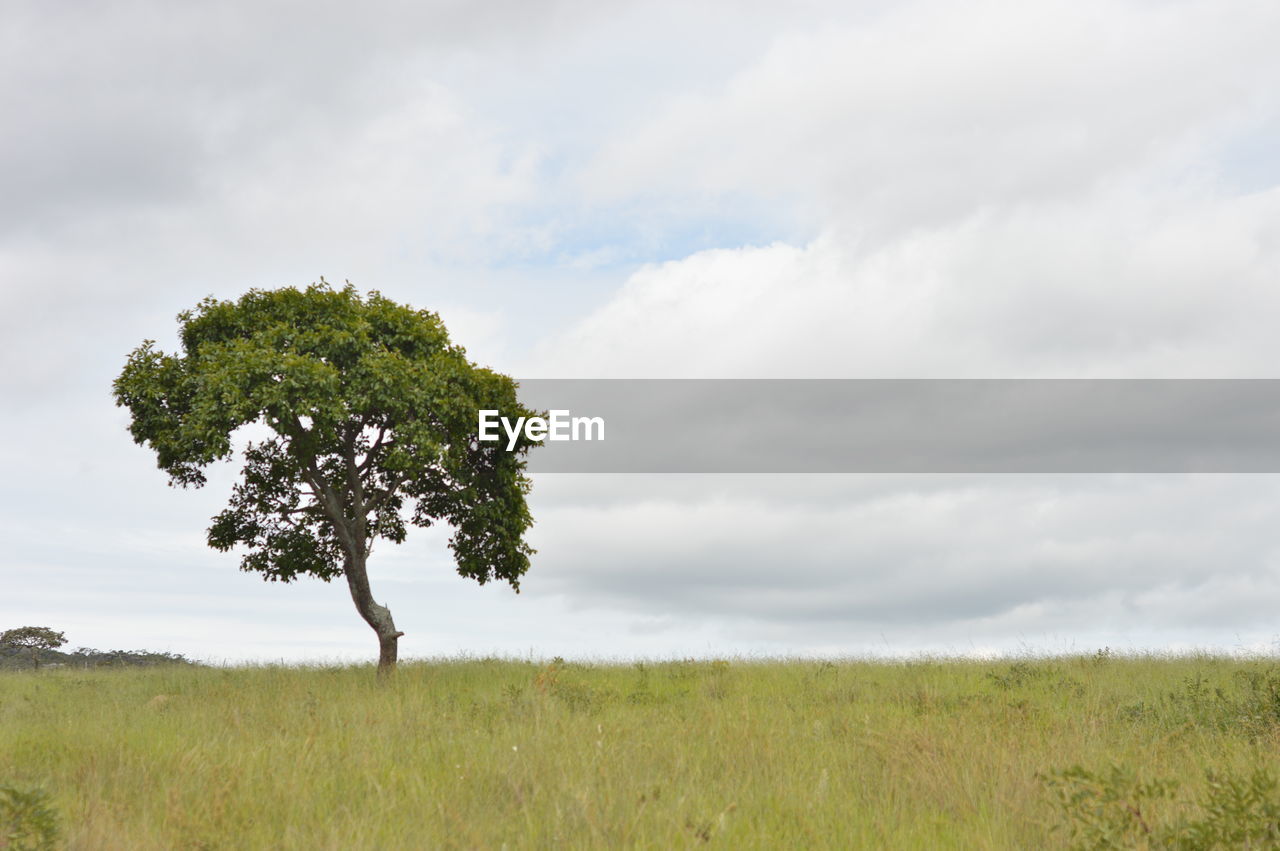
[627,662,657,705]
[1230,669,1280,736]
[0,784,61,851]
[1141,669,1280,738]
[69,648,195,668]
[986,661,1054,690]
[0,642,197,672]
[531,658,617,713]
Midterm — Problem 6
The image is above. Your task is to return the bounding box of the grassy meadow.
[5,653,1280,849]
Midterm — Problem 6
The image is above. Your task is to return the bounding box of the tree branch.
[343,425,368,555]
[291,415,357,556]
[357,425,389,474]
[366,471,410,512]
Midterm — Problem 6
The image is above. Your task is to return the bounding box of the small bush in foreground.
[1042,764,1280,849]
[0,784,60,851]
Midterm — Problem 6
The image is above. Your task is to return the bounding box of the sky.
[4,0,1280,663]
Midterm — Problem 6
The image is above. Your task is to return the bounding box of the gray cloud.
[525,475,1280,640]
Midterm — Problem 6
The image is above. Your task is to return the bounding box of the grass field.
[5,653,1280,849]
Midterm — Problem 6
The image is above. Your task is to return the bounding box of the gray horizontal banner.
[505,379,1280,473]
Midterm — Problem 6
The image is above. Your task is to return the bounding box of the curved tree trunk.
[344,552,404,678]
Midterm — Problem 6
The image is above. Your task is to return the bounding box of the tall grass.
[4,653,1280,848]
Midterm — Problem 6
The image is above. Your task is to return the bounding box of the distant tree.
[112,282,537,677]
[0,626,67,670]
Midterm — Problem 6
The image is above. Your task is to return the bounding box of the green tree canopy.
[113,282,537,675]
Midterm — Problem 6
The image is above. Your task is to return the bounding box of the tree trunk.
[378,631,399,673]
[344,552,404,678]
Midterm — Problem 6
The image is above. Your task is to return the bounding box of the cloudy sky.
[4,0,1280,663]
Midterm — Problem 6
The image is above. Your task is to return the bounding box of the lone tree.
[0,626,67,669]
[113,283,537,676]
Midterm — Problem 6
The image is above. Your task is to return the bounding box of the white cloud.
[582,0,1280,234]
[534,181,1280,378]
